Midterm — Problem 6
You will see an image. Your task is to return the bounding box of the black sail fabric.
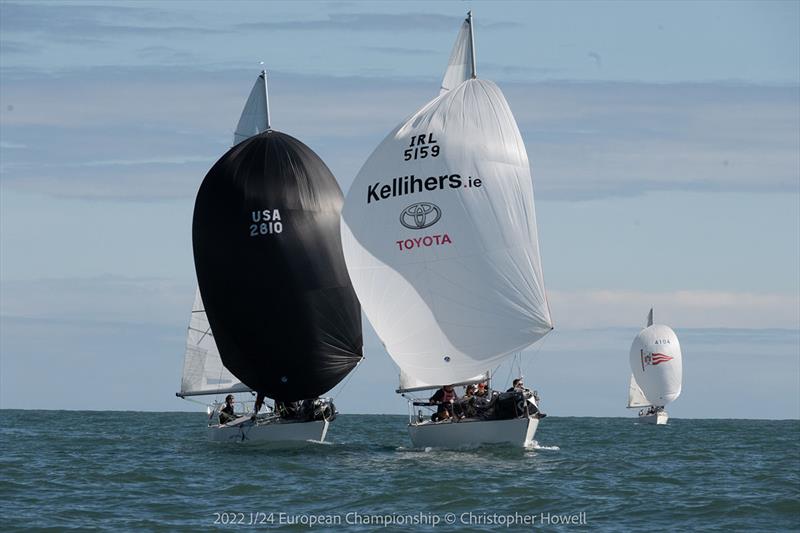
[193,130,363,401]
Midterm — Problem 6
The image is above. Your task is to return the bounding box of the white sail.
[341,77,553,386]
[627,374,650,408]
[629,316,683,407]
[439,13,475,94]
[179,289,250,396]
[233,70,269,145]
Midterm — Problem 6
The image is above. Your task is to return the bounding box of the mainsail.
[341,14,553,387]
[179,289,250,397]
[194,128,363,401]
[233,70,270,145]
[629,311,683,407]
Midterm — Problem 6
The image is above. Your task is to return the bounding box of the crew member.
[219,394,237,424]
[430,384,458,421]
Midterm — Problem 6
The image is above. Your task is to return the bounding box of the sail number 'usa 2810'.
[249,209,283,237]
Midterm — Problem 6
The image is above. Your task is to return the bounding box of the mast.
[468,10,477,79]
[262,68,272,131]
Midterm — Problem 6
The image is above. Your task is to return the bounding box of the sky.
[1,0,798,418]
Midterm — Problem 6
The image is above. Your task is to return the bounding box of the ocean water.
[1,411,798,532]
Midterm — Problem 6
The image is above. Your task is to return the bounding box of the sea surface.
[1,411,798,532]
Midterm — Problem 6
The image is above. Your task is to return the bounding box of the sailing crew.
[505,379,546,418]
[474,382,489,397]
[507,378,525,393]
[219,394,237,424]
[458,385,479,418]
[430,385,458,421]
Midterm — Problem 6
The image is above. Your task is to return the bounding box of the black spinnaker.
[193,130,363,402]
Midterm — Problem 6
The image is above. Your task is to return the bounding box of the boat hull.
[408,416,538,448]
[207,416,330,444]
[638,411,669,425]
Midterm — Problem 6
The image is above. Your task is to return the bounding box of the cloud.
[506,81,800,199]
[0,276,193,327]
[0,2,223,44]
[0,67,429,200]
[361,46,437,57]
[0,40,43,55]
[235,13,521,33]
[1,276,797,415]
[479,61,564,78]
[548,289,800,329]
[3,277,797,334]
[0,66,797,201]
[0,141,26,149]
[136,46,197,63]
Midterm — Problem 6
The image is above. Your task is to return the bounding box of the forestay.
[341,77,553,386]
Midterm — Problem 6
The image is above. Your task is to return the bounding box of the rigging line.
[181,396,208,407]
[331,359,364,402]
[211,365,237,404]
[522,332,553,380]
[502,357,514,390]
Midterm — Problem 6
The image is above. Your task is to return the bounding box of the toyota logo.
[400,202,441,230]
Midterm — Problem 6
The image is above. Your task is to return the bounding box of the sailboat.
[180,70,363,443]
[627,308,683,424]
[340,12,553,448]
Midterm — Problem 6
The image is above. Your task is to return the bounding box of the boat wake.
[306,439,333,446]
[529,440,560,451]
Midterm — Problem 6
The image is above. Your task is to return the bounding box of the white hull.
[638,411,669,425]
[207,416,330,445]
[408,416,538,448]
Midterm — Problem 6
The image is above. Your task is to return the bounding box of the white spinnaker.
[629,324,683,407]
[627,374,650,408]
[233,71,269,145]
[439,17,474,95]
[341,79,552,386]
[180,289,250,396]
